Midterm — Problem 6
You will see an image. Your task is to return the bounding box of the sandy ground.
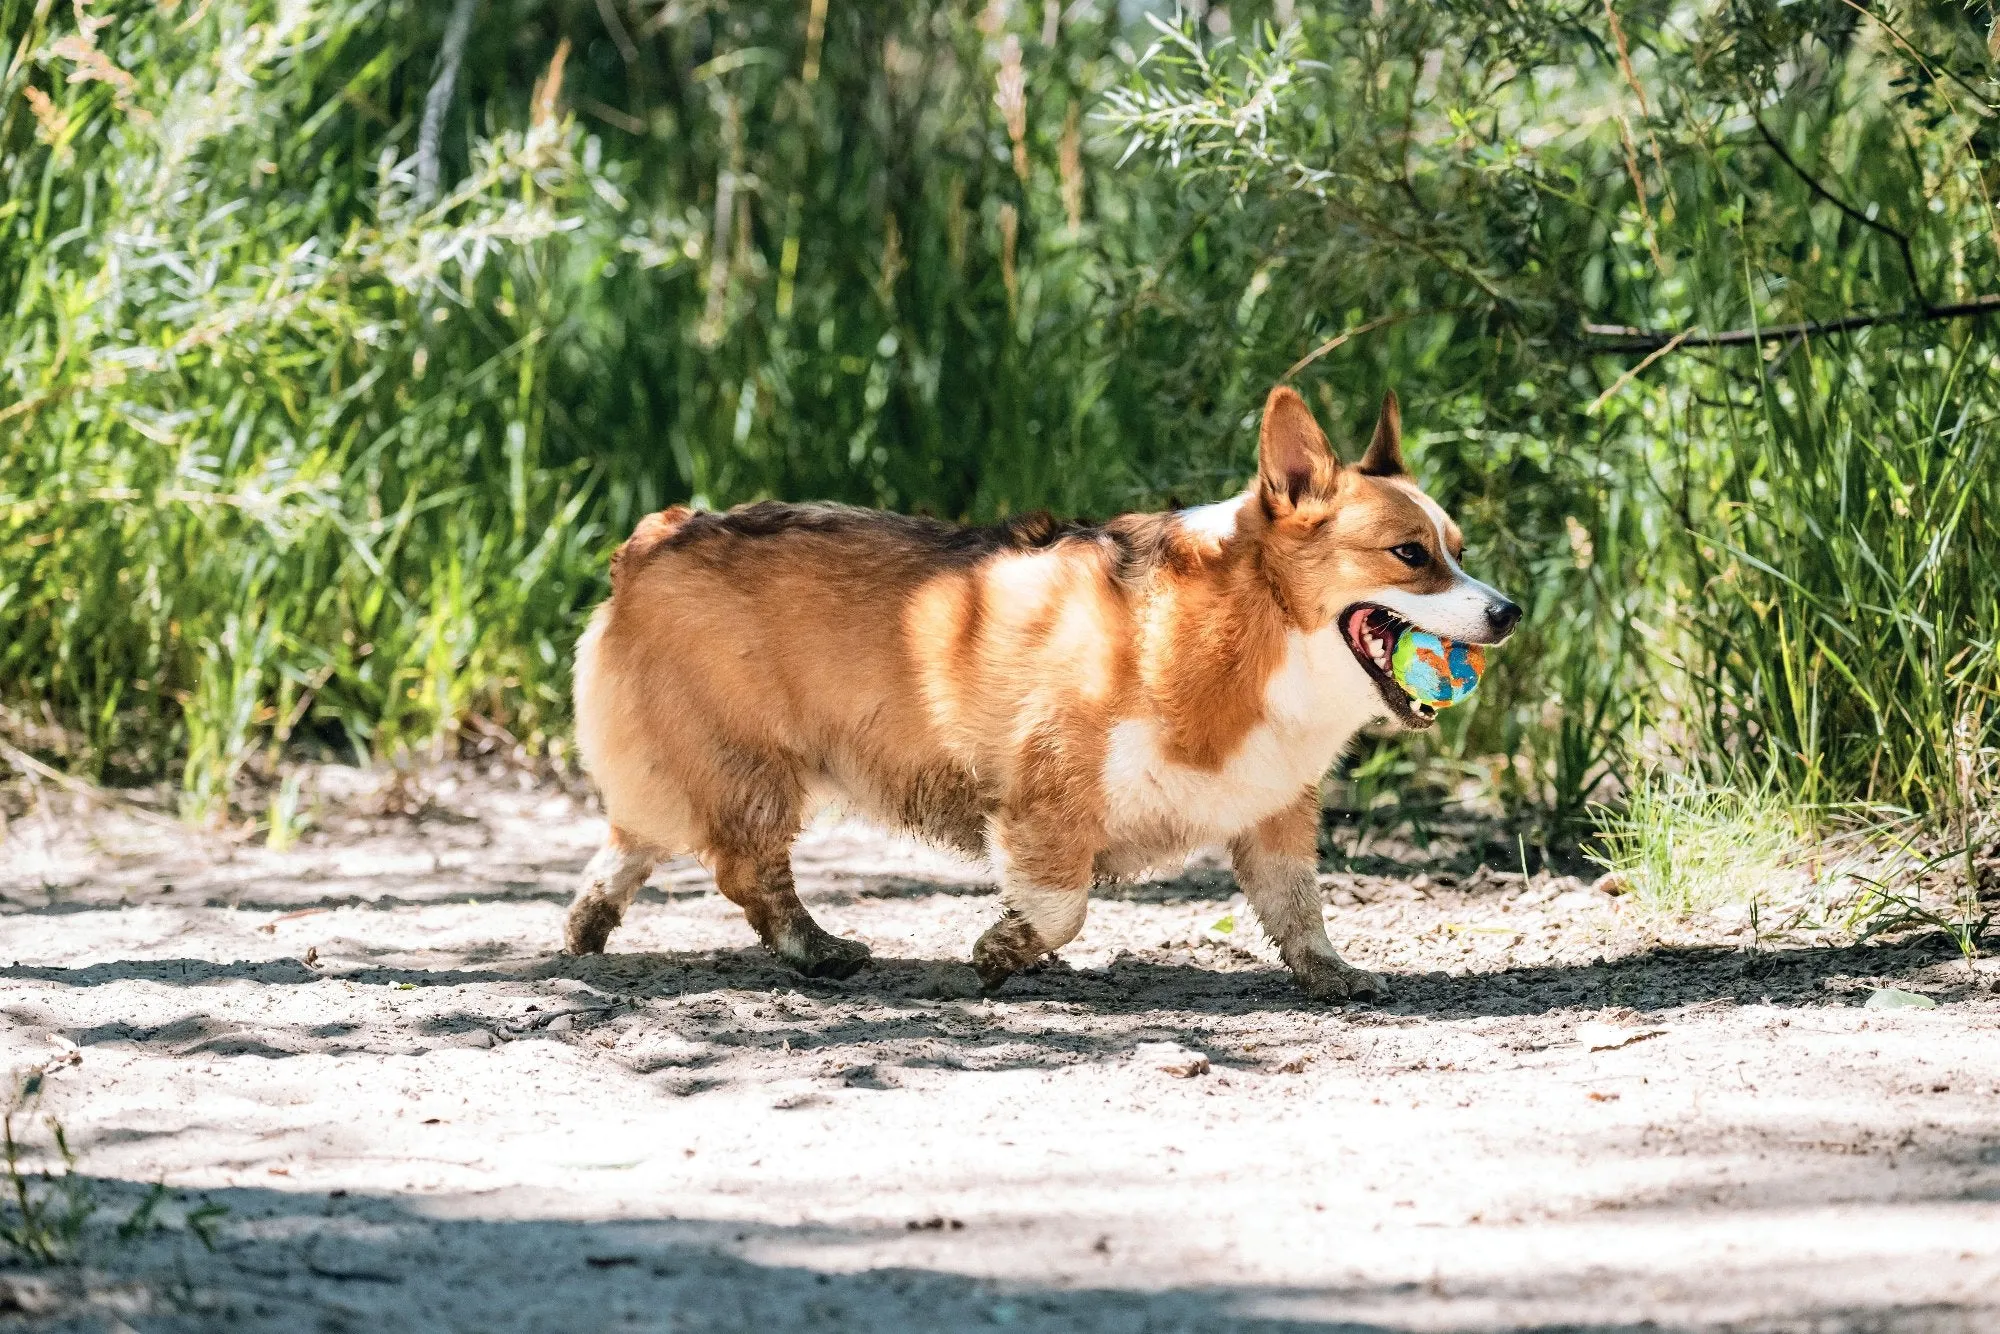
[2,765,1998,1333]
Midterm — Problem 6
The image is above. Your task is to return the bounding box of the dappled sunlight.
[5,774,1997,1330]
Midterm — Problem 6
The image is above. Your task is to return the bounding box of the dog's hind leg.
[564,827,657,955]
[1230,793,1386,1003]
[711,842,872,980]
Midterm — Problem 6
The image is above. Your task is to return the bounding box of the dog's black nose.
[1486,599,1522,637]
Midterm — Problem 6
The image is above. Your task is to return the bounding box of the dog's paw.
[801,935,872,981]
[563,899,622,955]
[971,912,1041,992]
[1291,955,1389,1004]
[779,925,873,981]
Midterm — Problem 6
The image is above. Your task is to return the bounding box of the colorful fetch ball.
[1390,630,1485,708]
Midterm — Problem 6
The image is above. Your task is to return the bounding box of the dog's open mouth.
[1341,603,1439,728]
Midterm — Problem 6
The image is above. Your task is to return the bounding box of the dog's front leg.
[564,828,657,955]
[1230,794,1387,1003]
[971,816,1093,993]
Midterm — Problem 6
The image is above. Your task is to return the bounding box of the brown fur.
[566,386,1515,999]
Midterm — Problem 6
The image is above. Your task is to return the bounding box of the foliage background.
[1,0,1994,887]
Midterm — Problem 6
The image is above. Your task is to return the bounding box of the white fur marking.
[1411,493,1467,577]
[1010,884,1089,944]
[985,830,1091,945]
[1100,626,1381,849]
[1365,492,1510,640]
[1177,494,1248,543]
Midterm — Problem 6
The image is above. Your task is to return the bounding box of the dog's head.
[1247,385,1520,730]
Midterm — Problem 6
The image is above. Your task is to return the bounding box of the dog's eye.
[1389,542,1430,568]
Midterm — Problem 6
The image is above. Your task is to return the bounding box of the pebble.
[1135,1041,1209,1077]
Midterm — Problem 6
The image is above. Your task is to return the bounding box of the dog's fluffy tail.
[608,505,694,595]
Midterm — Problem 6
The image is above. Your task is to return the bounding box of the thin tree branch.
[1284,306,1473,380]
[1754,115,1928,306]
[1834,0,1996,119]
[415,0,479,206]
[1583,293,2000,352]
[1586,324,1693,412]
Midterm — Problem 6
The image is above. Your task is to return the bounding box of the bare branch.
[1284,306,1473,380]
[1584,294,2000,352]
[1587,324,1693,412]
[1754,116,1928,306]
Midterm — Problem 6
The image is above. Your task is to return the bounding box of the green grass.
[0,0,1214,808]
[1588,770,1807,916]
[1105,3,2000,877]
[2,1072,222,1268]
[1668,336,1999,816]
[2,1075,92,1266]
[1,0,613,813]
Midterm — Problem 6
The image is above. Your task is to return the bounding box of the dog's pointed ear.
[1257,386,1338,518]
[1357,389,1406,477]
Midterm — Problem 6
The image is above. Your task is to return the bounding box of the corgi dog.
[566,386,1519,1001]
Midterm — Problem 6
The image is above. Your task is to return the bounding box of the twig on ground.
[257,908,332,934]
[0,738,181,829]
[504,1002,625,1034]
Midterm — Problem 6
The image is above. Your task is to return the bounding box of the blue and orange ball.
[1390,630,1485,707]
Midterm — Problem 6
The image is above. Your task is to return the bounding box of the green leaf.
[1863,988,1937,1011]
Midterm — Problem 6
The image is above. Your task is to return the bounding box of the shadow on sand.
[5,1171,1992,1334]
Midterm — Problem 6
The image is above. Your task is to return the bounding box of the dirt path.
[3,767,1997,1332]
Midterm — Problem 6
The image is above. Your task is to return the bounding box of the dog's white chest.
[1100,627,1380,848]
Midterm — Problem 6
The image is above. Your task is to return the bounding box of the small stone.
[1134,1041,1209,1077]
[628,1034,703,1072]
[0,1275,61,1315]
[457,1028,496,1049]
[770,1082,825,1111]
[546,1013,575,1033]
[837,1063,894,1090]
